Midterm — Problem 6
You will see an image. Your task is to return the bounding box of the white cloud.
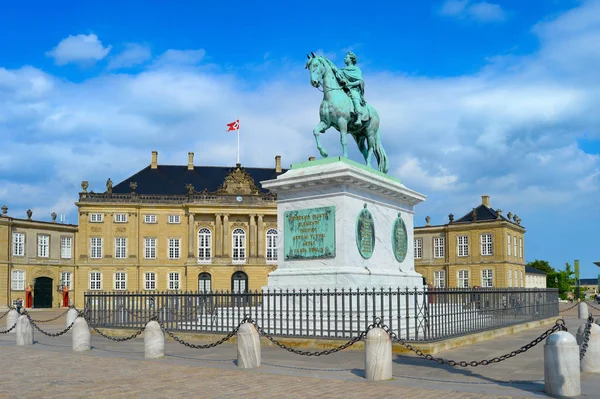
[440,1,506,22]
[107,43,151,70]
[46,33,112,66]
[155,49,206,65]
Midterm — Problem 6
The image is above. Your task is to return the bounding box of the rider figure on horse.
[338,51,368,126]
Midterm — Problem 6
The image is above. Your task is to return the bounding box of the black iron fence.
[84,287,558,342]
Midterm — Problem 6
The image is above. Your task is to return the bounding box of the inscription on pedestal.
[356,204,375,259]
[392,213,408,262]
[284,206,335,260]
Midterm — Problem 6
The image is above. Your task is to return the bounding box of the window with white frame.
[115,237,127,259]
[114,272,126,290]
[198,228,211,263]
[144,238,156,259]
[61,236,72,259]
[414,238,423,259]
[480,234,493,256]
[168,272,180,290]
[168,238,180,259]
[433,237,445,259]
[37,234,49,257]
[89,272,102,290]
[60,271,72,290]
[12,232,25,256]
[144,272,156,290]
[434,270,445,288]
[144,214,156,224]
[11,270,25,290]
[198,272,211,292]
[507,234,511,256]
[90,237,103,259]
[519,238,523,258]
[90,213,103,223]
[168,215,180,224]
[520,270,523,287]
[266,228,278,263]
[513,236,517,258]
[508,270,513,287]
[114,213,128,223]
[482,269,493,287]
[458,270,469,288]
[232,228,246,263]
[457,235,469,257]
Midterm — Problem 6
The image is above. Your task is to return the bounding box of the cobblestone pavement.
[0,303,596,399]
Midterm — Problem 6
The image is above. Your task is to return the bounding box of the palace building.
[414,195,526,289]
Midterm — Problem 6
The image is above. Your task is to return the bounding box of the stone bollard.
[577,322,600,373]
[15,315,34,346]
[365,327,392,381]
[578,302,589,320]
[72,317,91,352]
[66,308,79,329]
[544,331,580,397]
[237,322,260,368]
[144,320,164,359]
[6,309,19,334]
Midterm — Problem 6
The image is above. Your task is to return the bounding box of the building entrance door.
[33,277,53,308]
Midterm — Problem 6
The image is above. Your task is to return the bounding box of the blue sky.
[1,1,599,277]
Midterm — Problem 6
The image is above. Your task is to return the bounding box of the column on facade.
[214,214,222,257]
[187,212,194,258]
[257,214,264,259]
[249,214,256,259]
[222,214,229,258]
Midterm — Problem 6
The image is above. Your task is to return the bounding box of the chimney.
[188,152,194,170]
[1,205,7,216]
[481,195,490,208]
[151,151,158,169]
[275,155,282,173]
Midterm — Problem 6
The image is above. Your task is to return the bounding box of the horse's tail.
[374,136,389,174]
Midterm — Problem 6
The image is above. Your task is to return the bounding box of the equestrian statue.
[305,51,389,174]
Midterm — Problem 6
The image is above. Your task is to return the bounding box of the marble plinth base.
[72,317,91,352]
[544,331,580,397]
[237,322,261,368]
[66,308,78,329]
[144,321,164,359]
[6,309,18,334]
[577,323,600,373]
[16,315,33,346]
[365,327,392,380]
[578,302,589,320]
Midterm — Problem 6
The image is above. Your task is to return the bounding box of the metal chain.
[560,302,580,313]
[30,308,70,323]
[580,314,594,360]
[90,325,145,341]
[382,318,567,367]
[0,322,17,334]
[160,319,241,349]
[0,308,12,321]
[27,314,75,337]
[586,301,600,312]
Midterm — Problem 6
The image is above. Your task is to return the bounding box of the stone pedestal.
[66,308,78,329]
[578,302,589,320]
[365,327,392,380]
[577,322,600,373]
[144,320,164,359]
[6,309,19,334]
[16,315,33,346]
[72,317,91,352]
[237,322,261,368]
[544,331,580,397]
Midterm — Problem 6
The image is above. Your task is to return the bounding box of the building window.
[457,270,469,288]
[232,271,248,293]
[114,213,128,223]
[513,236,517,258]
[61,237,72,259]
[144,272,156,290]
[508,270,513,288]
[37,234,49,258]
[520,270,523,287]
[482,269,493,288]
[12,232,25,256]
[198,228,212,263]
[198,272,211,293]
[168,238,180,259]
[114,272,126,290]
[90,213,103,223]
[61,271,72,290]
[519,238,523,258]
[434,270,445,288]
[115,237,127,259]
[414,238,423,259]
[507,233,511,256]
[90,237,103,259]
[169,272,180,290]
[90,272,102,290]
[144,214,157,224]
[480,234,493,256]
[266,228,278,263]
[144,238,156,259]
[457,235,469,257]
[168,215,180,224]
[12,270,25,290]
[433,237,445,259]
[232,228,246,263]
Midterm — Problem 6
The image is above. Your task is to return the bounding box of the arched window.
[266,228,278,263]
[198,228,212,264]
[231,271,248,293]
[198,272,211,293]
[232,228,246,263]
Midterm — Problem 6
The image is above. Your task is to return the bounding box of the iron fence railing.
[84,287,558,342]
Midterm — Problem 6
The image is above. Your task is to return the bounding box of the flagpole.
[237,118,240,165]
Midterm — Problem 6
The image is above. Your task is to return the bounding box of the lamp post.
[594,262,600,296]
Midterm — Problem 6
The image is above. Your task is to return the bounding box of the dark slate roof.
[526,266,547,275]
[580,278,598,285]
[455,204,511,223]
[112,165,286,195]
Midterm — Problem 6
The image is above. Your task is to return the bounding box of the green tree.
[526,259,554,275]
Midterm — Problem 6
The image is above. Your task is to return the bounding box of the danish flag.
[226,119,240,131]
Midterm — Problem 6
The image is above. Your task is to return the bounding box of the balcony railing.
[78,192,277,205]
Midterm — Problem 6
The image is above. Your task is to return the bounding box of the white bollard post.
[72,317,91,352]
[578,302,589,319]
[577,322,600,373]
[365,327,392,381]
[15,315,33,346]
[144,320,164,359]
[6,309,19,334]
[66,308,79,329]
[236,322,261,368]
[544,331,580,397]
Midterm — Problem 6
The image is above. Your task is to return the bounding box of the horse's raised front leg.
[313,120,329,158]
[338,119,349,158]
